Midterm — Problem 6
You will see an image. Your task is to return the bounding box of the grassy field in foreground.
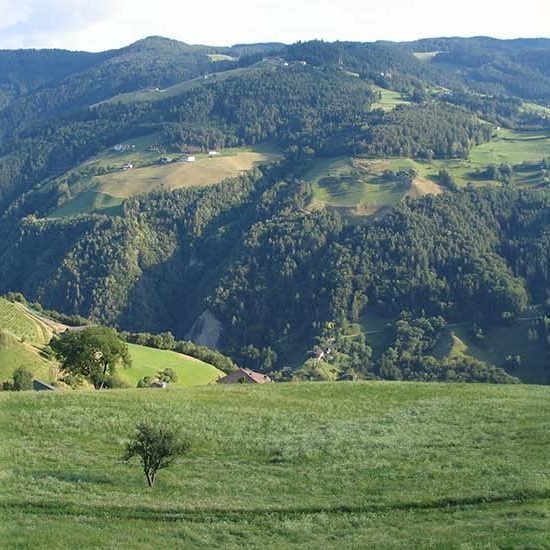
[1,382,548,548]
[121,343,223,388]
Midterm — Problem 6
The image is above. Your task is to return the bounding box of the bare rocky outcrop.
[186,310,223,349]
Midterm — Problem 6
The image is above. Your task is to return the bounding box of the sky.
[0,0,548,51]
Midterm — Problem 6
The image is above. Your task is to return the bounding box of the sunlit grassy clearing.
[120,343,222,388]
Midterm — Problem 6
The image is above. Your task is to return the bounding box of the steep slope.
[0,37,549,380]
[0,48,106,111]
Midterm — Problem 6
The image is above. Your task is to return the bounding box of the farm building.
[159,156,172,164]
[208,151,219,157]
[33,380,58,391]
[149,380,168,389]
[217,368,273,385]
[112,144,135,152]
[121,162,134,171]
[185,156,196,163]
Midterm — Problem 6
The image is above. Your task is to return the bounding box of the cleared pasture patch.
[96,65,262,106]
[306,157,440,219]
[119,343,222,388]
[433,322,549,385]
[471,128,550,166]
[371,86,410,111]
[99,149,280,198]
[50,144,280,217]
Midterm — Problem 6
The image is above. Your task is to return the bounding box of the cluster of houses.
[112,143,136,152]
[117,150,221,171]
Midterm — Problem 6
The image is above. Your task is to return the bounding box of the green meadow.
[305,157,440,219]
[388,128,550,188]
[119,343,223,388]
[432,322,549,385]
[51,139,280,218]
[1,382,549,548]
[371,86,410,111]
[305,129,550,217]
[0,297,220,389]
[97,65,262,106]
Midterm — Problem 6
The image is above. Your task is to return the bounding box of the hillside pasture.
[99,148,279,198]
[520,102,550,117]
[306,157,441,219]
[1,382,549,548]
[0,298,53,345]
[207,53,237,62]
[413,51,441,61]
[96,65,262,106]
[120,343,223,388]
[371,86,410,111]
[0,330,57,383]
[432,322,549,385]
[51,143,280,217]
[372,128,550,190]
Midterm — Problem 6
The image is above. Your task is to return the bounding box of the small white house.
[186,156,196,163]
[121,162,134,171]
[208,151,219,157]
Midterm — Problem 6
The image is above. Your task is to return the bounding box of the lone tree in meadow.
[50,326,131,389]
[123,421,191,488]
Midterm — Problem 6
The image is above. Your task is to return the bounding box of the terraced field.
[0,298,53,345]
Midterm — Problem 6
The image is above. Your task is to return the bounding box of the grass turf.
[305,157,440,219]
[1,382,548,548]
[120,343,223,388]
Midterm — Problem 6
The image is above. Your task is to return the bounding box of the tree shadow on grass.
[33,471,114,485]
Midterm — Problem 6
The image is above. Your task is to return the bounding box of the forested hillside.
[0,36,549,382]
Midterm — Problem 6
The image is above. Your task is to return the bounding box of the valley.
[0,36,549,384]
[0,30,549,549]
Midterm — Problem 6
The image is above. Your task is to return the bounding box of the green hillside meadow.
[0,297,221,388]
[120,343,223,387]
[1,382,549,548]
